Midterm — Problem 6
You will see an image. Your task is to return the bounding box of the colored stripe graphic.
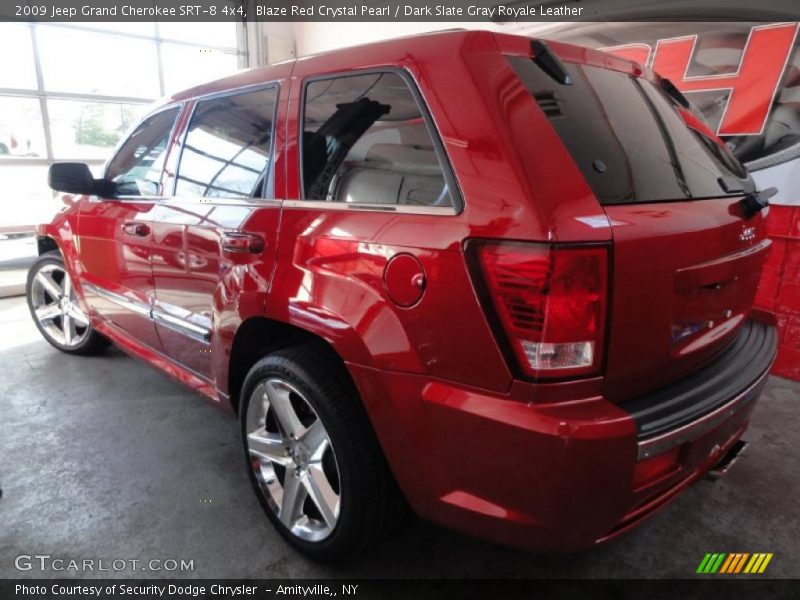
[698,552,773,574]
[710,553,726,573]
[734,553,750,573]
[698,553,727,573]
[758,554,773,573]
[720,554,736,573]
[697,554,713,573]
[745,554,760,573]
[704,553,721,573]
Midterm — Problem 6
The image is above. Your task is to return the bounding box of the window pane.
[0,164,56,230]
[48,100,147,159]
[161,44,240,94]
[302,72,452,207]
[37,26,160,98]
[176,88,278,198]
[0,97,46,158]
[107,107,179,196]
[158,23,237,47]
[507,56,751,205]
[0,24,37,89]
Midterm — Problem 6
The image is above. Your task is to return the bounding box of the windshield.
[507,55,752,205]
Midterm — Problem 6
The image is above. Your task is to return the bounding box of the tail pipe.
[706,440,748,481]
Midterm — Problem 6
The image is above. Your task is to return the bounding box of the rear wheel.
[240,344,406,560]
[26,252,107,354]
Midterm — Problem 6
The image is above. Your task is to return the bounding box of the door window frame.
[171,81,282,202]
[103,102,183,200]
[297,67,464,215]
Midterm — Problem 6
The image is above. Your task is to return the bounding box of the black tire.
[240,343,407,561]
[26,251,108,355]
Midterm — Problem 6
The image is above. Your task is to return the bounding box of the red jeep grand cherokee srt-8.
[28,31,778,559]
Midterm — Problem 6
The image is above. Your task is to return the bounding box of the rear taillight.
[473,242,608,379]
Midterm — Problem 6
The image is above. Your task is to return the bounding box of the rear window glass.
[507,55,752,205]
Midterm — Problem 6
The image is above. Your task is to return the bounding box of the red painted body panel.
[36,30,776,552]
[76,200,162,350]
[603,200,769,401]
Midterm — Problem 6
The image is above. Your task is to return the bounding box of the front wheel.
[26,252,107,354]
[240,344,407,560]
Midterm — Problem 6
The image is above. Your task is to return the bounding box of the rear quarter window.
[301,71,456,209]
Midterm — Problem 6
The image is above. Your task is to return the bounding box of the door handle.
[122,222,150,237]
[221,232,265,254]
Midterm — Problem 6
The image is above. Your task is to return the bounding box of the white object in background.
[751,157,800,206]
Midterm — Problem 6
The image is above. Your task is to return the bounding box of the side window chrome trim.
[298,67,464,215]
[108,196,282,208]
[282,199,457,216]
[167,196,282,207]
[187,79,284,103]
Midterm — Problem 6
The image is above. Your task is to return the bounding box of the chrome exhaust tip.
[706,440,748,481]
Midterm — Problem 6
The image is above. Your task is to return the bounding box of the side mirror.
[48,162,109,195]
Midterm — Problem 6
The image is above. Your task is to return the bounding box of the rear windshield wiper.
[741,187,777,217]
[718,176,777,217]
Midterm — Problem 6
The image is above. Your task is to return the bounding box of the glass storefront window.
[0,24,37,90]
[37,26,160,98]
[0,97,47,158]
[48,99,147,160]
[0,21,243,234]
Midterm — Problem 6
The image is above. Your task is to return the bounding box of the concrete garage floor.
[0,294,798,579]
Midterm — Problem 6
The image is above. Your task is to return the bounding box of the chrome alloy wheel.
[245,378,341,542]
[29,263,90,347]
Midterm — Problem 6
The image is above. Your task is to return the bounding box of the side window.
[302,71,454,208]
[175,86,279,199]
[106,107,179,197]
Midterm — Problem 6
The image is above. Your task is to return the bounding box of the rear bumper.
[621,319,777,458]
[635,367,769,461]
[348,320,777,551]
